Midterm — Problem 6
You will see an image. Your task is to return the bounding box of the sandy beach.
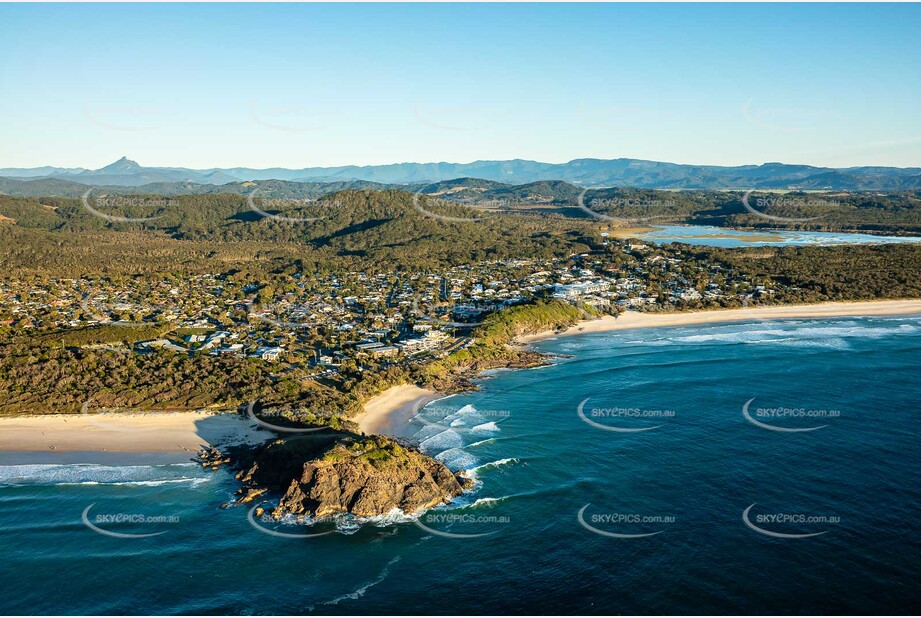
[0,411,270,457]
[356,385,441,437]
[4,300,918,457]
[518,300,921,344]
[518,299,921,344]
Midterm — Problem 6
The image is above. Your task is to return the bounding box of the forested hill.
[0,190,600,275]
[3,181,921,236]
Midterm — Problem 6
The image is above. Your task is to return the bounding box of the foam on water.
[0,463,205,486]
[332,509,422,534]
[469,458,519,478]
[411,424,448,441]
[464,496,509,509]
[443,405,486,427]
[645,322,918,349]
[418,428,465,452]
[434,448,479,471]
[57,477,212,487]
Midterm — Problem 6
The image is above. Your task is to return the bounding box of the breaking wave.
[418,428,465,452]
[0,463,207,487]
[469,458,519,477]
[434,448,479,471]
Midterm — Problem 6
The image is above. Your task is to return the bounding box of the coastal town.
[0,241,776,377]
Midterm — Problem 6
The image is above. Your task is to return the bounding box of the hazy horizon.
[2,3,920,170]
[8,153,921,174]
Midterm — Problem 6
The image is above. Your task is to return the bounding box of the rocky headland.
[234,431,473,520]
[223,302,596,520]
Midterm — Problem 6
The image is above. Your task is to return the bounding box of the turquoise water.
[639,224,921,247]
[1,315,919,614]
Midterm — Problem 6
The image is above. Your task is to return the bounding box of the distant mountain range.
[2,156,921,192]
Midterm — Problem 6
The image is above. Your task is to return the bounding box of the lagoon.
[638,224,921,247]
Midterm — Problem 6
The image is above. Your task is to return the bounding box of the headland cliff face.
[236,433,472,519]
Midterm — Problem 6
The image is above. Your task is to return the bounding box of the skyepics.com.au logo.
[82,103,169,132]
[80,399,221,434]
[411,193,485,223]
[247,188,327,223]
[81,189,176,223]
[742,503,839,539]
[577,504,676,539]
[413,508,509,539]
[577,397,676,433]
[742,398,841,433]
[742,98,841,134]
[575,190,670,224]
[81,504,179,539]
[410,298,486,329]
[248,99,334,133]
[244,401,331,434]
[79,294,158,327]
[411,401,511,433]
[246,504,334,539]
[246,298,314,330]
[740,191,839,223]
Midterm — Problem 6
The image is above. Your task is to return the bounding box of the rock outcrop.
[194,445,230,471]
[237,433,472,520]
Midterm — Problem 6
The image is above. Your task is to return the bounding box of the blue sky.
[1,3,919,169]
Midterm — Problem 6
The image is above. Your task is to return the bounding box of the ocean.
[1,315,919,615]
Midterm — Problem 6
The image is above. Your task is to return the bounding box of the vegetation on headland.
[244,302,600,424]
[421,300,599,391]
[234,431,470,519]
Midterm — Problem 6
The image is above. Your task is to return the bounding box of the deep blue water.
[1,315,919,615]
[638,224,921,247]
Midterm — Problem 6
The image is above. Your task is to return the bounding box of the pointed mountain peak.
[98,156,142,173]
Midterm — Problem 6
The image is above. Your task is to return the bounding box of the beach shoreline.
[517,299,921,344]
[0,411,270,462]
[355,385,442,438]
[4,299,919,459]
